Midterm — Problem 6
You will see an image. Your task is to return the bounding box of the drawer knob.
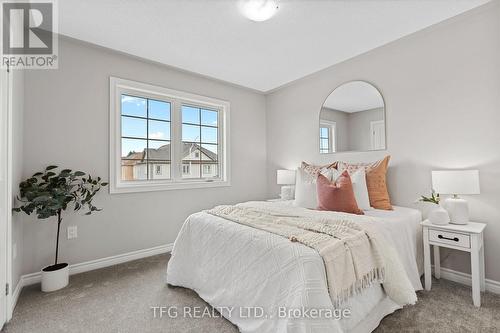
[438,234,459,242]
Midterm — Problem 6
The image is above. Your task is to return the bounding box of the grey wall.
[320,107,384,152]
[319,107,349,151]
[21,37,268,274]
[11,70,24,288]
[347,107,384,151]
[266,2,500,281]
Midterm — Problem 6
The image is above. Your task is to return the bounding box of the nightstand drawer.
[429,230,470,248]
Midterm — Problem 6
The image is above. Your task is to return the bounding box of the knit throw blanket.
[207,205,385,306]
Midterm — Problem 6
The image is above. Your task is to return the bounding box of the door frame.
[370,120,385,151]
[0,65,14,324]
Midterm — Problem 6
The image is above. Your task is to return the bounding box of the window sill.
[109,180,231,194]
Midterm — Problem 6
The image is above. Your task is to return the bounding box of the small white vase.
[428,206,450,225]
[415,201,439,220]
[41,263,69,292]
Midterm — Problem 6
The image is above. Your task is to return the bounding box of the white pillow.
[331,168,371,211]
[294,167,333,209]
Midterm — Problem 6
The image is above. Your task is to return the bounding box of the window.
[120,94,171,180]
[203,165,212,175]
[319,126,329,154]
[182,105,219,179]
[110,77,230,193]
[320,121,336,154]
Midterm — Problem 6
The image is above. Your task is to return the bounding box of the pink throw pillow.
[316,171,364,215]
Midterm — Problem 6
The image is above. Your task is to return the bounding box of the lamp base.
[443,197,469,225]
[280,185,295,200]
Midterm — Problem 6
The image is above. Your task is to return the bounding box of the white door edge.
[0,65,14,326]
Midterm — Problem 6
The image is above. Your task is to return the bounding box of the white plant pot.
[415,201,439,220]
[41,263,69,292]
[428,206,450,225]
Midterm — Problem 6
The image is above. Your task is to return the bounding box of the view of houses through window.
[120,95,219,181]
[121,95,172,180]
[181,105,219,179]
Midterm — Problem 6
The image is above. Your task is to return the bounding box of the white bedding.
[166,201,423,333]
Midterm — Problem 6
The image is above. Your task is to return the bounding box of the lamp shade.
[431,170,480,195]
[277,170,296,185]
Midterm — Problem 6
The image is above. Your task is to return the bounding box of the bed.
[166,200,423,333]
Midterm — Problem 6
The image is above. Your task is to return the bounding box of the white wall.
[347,107,384,151]
[266,2,500,281]
[11,70,24,289]
[21,37,268,274]
[321,107,384,152]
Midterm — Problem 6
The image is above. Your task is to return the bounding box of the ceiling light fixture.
[239,0,279,22]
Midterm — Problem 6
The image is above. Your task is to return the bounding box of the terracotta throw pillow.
[337,156,392,210]
[316,172,364,215]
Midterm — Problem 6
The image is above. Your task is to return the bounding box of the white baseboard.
[432,265,500,295]
[8,278,23,321]
[10,243,173,314]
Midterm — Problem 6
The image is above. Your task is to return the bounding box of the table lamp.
[431,170,480,224]
[277,170,296,200]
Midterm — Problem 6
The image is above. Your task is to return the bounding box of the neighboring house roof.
[123,142,217,163]
[122,151,144,165]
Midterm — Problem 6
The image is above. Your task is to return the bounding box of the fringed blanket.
[207,205,385,306]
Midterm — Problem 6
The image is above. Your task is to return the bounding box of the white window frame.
[110,77,230,193]
[319,120,337,153]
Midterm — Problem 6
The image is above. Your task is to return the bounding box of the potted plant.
[13,166,107,292]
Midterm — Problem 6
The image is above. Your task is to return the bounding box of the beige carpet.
[3,253,499,333]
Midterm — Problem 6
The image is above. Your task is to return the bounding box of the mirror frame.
[318,80,387,154]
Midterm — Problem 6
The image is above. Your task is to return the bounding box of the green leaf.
[15,166,105,219]
[45,165,58,171]
[32,196,52,203]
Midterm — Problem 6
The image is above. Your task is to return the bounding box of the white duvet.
[166,201,423,333]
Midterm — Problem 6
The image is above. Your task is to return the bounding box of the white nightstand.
[421,220,486,307]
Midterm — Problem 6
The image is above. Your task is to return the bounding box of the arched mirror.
[319,81,386,154]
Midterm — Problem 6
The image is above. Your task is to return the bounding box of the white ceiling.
[323,81,384,113]
[59,0,490,92]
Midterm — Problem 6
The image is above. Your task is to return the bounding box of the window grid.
[121,94,171,180]
[111,77,230,193]
[181,104,219,180]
